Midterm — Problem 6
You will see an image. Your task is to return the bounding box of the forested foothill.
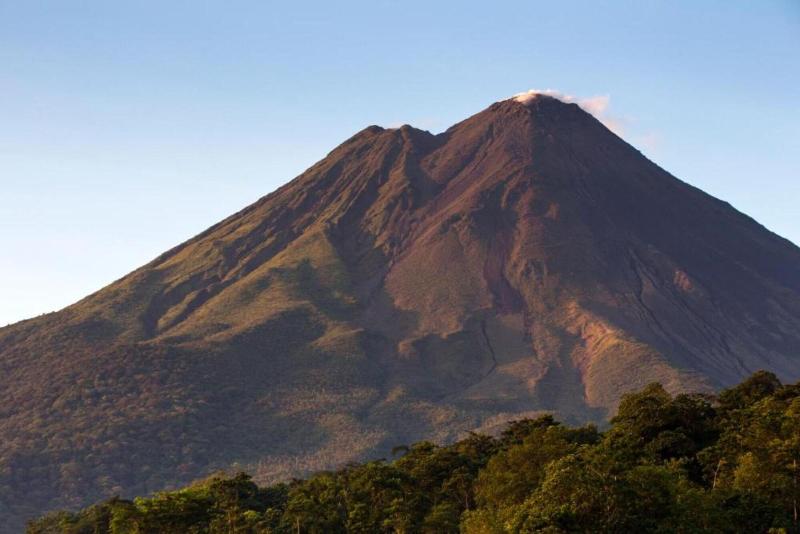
[29,371,800,533]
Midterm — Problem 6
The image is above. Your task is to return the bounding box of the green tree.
[283,473,345,533]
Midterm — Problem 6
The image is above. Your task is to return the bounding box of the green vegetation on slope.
[28,371,800,533]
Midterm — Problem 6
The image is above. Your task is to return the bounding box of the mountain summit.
[2,94,799,528]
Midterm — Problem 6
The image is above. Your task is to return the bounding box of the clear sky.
[1,1,798,326]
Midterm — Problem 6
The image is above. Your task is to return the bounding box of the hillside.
[28,372,800,533]
[2,94,800,529]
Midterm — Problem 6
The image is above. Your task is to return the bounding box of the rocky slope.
[2,94,799,529]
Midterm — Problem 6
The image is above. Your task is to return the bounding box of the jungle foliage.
[28,371,800,533]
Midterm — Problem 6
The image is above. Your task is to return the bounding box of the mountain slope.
[2,94,799,529]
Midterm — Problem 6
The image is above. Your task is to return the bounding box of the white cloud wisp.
[511,89,623,136]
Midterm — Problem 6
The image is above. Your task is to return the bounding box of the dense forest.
[28,371,800,533]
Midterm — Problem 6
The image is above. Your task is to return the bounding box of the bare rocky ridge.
[1,94,799,529]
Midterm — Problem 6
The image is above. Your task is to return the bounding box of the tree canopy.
[28,372,800,533]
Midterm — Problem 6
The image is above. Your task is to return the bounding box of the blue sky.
[1,1,798,326]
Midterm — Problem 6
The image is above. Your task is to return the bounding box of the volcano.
[2,93,799,528]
